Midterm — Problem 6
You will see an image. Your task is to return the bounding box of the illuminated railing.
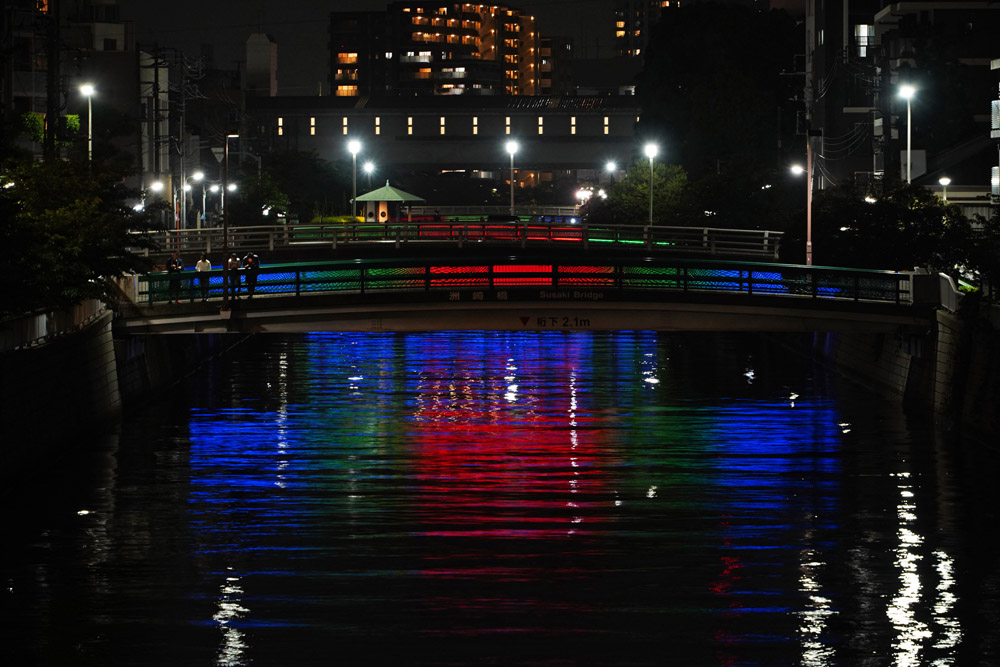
[130,220,784,260]
[136,256,911,306]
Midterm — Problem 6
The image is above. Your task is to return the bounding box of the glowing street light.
[939,176,951,202]
[899,84,916,184]
[363,160,375,189]
[348,139,362,217]
[605,160,617,185]
[643,142,658,224]
[791,162,813,265]
[505,140,519,215]
[188,171,206,228]
[79,83,95,163]
[223,133,238,306]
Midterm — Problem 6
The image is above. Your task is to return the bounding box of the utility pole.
[43,0,61,162]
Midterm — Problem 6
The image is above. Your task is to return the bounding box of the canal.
[3,331,999,666]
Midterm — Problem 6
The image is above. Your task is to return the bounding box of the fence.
[138,257,911,307]
[131,221,784,260]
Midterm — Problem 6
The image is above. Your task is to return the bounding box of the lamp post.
[187,171,205,229]
[939,176,951,202]
[505,140,519,215]
[222,134,238,306]
[643,143,658,224]
[79,83,94,163]
[605,160,617,185]
[348,139,361,218]
[791,159,814,266]
[899,84,916,184]
[363,161,374,190]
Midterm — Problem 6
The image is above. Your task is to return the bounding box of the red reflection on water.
[410,367,615,541]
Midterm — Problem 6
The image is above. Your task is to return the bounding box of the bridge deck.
[115,254,930,334]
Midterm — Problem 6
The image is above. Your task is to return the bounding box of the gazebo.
[353,181,425,223]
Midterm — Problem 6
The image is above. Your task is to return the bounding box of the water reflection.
[5,332,994,666]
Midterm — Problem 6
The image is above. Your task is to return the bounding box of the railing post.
[296,269,301,297]
[582,224,589,250]
[747,270,753,295]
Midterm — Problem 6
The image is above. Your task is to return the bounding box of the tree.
[260,150,347,222]
[804,179,971,272]
[229,160,292,226]
[587,161,687,224]
[0,160,157,317]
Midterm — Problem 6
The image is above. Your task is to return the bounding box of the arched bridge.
[114,251,936,335]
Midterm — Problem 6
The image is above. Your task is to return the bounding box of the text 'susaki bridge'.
[116,220,935,334]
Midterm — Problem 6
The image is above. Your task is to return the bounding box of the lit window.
[440,116,446,135]
[277,116,283,136]
[310,116,316,136]
[408,116,413,135]
[336,85,357,97]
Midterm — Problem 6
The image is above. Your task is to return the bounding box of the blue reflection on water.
[185,332,850,664]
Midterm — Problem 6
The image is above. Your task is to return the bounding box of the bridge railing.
[136,256,911,307]
[130,221,783,260]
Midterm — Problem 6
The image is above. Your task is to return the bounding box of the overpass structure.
[115,251,934,335]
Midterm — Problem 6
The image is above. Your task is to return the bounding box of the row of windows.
[274,114,633,137]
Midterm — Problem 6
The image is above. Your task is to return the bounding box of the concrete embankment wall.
[810,307,1000,437]
[1,308,243,482]
[2,311,121,476]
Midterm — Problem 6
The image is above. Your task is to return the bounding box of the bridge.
[130,218,784,259]
[114,244,934,335]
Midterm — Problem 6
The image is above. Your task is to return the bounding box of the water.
[3,332,999,666]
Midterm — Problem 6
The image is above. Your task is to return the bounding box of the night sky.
[121,0,614,96]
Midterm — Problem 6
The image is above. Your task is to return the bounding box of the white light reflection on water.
[797,547,836,666]
[212,568,249,667]
[887,472,962,666]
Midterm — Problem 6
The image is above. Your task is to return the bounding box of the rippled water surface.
[4,332,1000,666]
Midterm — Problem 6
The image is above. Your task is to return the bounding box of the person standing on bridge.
[227,253,241,299]
[195,253,212,301]
[166,251,184,303]
[242,251,260,298]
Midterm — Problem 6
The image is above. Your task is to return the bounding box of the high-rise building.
[613,0,681,57]
[330,2,539,97]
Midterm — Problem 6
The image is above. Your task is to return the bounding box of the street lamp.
[899,84,916,184]
[223,133,238,306]
[188,171,205,228]
[79,83,95,163]
[363,160,374,189]
[791,162,813,265]
[643,142,658,224]
[505,140,519,215]
[605,160,617,185]
[939,176,951,202]
[348,139,361,218]
[181,170,205,231]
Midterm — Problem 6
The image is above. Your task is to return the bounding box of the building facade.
[330,2,540,97]
[246,94,640,188]
[805,0,999,205]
